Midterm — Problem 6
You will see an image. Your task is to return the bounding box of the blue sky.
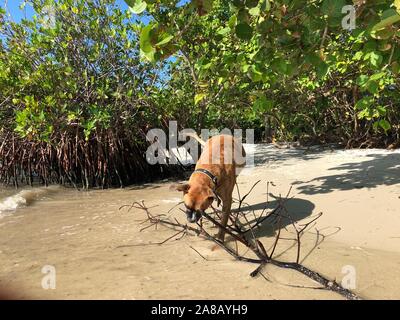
[0,0,34,21]
[1,0,189,22]
[0,0,133,22]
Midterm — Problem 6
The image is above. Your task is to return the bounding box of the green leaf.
[242,64,250,73]
[353,51,364,61]
[305,52,322,67]
[253,95,273,113]
[155,33,174,47]
[391,61,400,74]
[368,51,383,68]
[370,72,386,81]
[305,53,328,78]
[316,61,328,79]
[365,80,379,94]
[140,24,154,53]
[248,65,263,82]
[376,106,387,116]
[371,10,400,32]
[271,58,288,75]
[395,0,400,13]
[355,96,373,110]
[235,22,253,40]
[377,119,391,132]
[364,41,377,52]
[228,15,237,29]
[217,27,231,35]
[358,109,372,120]
[140,24,156,62]
[249,6,260,16]
[356,75,369,87]
[261,0,271,12]
[194,93,207,105]
[125,0,147,14]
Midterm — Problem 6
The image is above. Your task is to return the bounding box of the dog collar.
[192,168,218,186]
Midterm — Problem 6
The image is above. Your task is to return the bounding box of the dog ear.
[170,183,190,193]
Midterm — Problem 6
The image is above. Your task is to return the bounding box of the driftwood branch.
[119,182,362,300]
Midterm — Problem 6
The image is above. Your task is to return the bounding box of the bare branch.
[119,183,362,300]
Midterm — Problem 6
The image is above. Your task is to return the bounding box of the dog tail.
[182,132,206,146]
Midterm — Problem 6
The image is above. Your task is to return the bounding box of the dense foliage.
[0,0,178,188]
[134,0,400,146]
[0,0,399,187]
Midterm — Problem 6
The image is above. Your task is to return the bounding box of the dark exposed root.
[0,130,183,189]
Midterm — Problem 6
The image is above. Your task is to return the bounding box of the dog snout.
[185,209,202,223]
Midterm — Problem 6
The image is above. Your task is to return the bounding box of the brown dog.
[173,134,246,242]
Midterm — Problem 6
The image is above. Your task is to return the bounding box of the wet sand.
[0,145,400,299]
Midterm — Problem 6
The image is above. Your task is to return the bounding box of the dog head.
[171,183,216,223]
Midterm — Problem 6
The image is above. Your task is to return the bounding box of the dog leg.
[217,197,232,243]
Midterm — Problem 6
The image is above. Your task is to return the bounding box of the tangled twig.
[119,182,362,300]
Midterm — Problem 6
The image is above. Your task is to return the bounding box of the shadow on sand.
[292,153,400,195]
[232,197,315,238]
[251,144,333,167]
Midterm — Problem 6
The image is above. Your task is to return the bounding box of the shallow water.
[0,186,61,218]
